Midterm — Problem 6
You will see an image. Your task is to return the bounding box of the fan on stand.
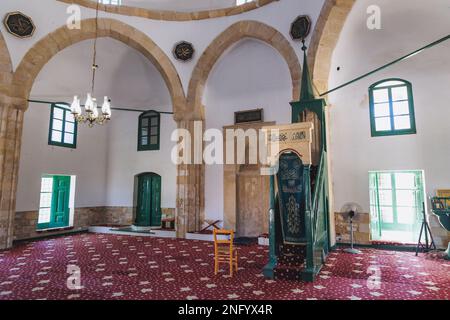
[340,203,363,254]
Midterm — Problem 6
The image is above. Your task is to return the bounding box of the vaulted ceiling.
[31,38,171,111]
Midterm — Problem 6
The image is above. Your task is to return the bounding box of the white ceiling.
[101,0,242,12]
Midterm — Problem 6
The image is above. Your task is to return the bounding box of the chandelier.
[70,1,111,127]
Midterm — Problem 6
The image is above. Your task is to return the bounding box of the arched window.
[138,110,160,151]
[369,79,416,137]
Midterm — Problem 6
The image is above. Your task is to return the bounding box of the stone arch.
[176,20,301,238]
[308,0,356,95]
[0,19,186,248]
[306,0,356,246]
[57,0,277,21]
[11,18,185,117]
[187,20,301,119]
[0,30,13,103]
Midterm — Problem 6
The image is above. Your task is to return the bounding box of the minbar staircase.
[264,150,329,282]
[264,44,330,282]
[273,243,306,280]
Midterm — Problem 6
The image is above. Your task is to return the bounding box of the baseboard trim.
[13,228,89,244]
[333,242,428,252]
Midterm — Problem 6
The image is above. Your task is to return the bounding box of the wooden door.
[150,175,162,226]
[135,173,162,227]
[236,166,269,237]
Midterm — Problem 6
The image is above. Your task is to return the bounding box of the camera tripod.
[415,203,436,256]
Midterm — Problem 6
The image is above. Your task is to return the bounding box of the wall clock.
[3,11,36,38]
[173,41,195,62]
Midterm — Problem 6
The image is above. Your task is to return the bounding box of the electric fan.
[340,202,363,254]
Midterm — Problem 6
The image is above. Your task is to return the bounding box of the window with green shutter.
[138,111,160,151]
[369,79,416,137]
[48,103,77,148]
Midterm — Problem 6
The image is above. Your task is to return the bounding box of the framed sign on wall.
[3,11,36,38]
[234,108,264,124]
[173,41,195,62]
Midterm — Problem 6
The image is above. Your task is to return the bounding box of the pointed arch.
[186,20,301,119]
[0,19,186,249]
[308,0,356,95]
[11,18,186,117]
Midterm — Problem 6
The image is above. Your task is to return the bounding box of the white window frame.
[236,0,253,6]
[99,0,121,5]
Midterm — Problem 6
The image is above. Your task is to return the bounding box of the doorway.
[37,175,73,230]
[369,171,424,243]
[236,165,269,237]
[135,173,162,227]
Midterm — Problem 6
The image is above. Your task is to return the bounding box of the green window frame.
[369,171,424,241]
[48,103,78,148]
[369,79,416,137]
[138,111,160,151]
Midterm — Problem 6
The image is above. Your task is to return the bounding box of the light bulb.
[76,101,82,115]
[85,93,94,112]
[102,96,111,118]
[92,100,99,119]
[71,96,80,115]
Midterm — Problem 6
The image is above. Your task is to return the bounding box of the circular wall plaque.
[3,11,36,38]
[290,15,311,41]
[173,41,195,62]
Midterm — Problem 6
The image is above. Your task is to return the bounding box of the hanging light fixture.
[70,1,111,127]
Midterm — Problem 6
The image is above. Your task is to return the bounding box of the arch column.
[0,105,24,249]
[0,29,19,250]
[175,118,205,237]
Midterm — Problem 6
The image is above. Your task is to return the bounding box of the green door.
[51,176,71,228]
[135,173,162,227]
[37,175,71,230]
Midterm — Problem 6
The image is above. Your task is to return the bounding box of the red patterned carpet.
[0,233,449,300]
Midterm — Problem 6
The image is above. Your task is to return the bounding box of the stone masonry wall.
[335,212,371,245]
[14,209,92,241]
[335,211,450,249]
[14,206,176,241]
